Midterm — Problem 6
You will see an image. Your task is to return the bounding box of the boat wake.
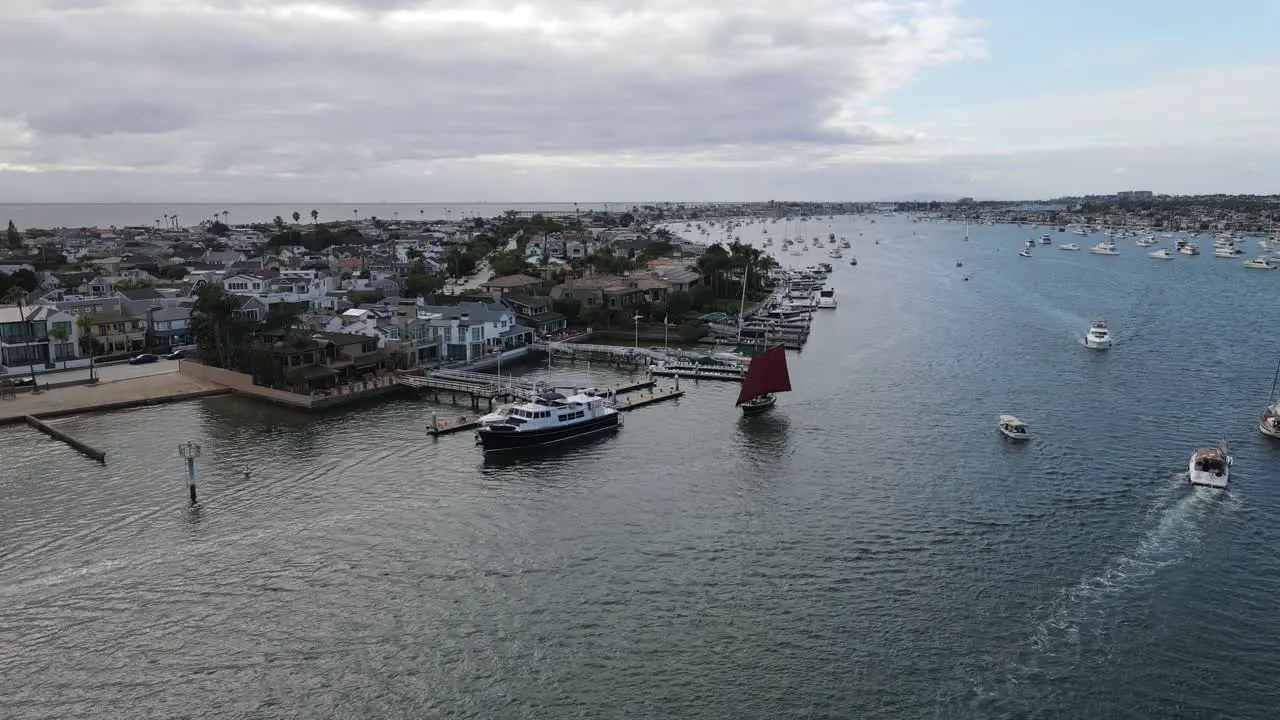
[980,476,1238,705]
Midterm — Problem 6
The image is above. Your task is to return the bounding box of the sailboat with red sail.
[735,344,791,414]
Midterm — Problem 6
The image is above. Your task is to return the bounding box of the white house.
[0,304,89,376]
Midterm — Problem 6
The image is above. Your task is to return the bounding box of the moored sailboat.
[736,344,792,414]
[1260,359,1280,439]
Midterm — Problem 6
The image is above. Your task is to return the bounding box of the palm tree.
[292,211,301,224]
[75,315,94,358]
[221,210,229,225]
[310,209,319,225]
[49,324,69,369]
[172,214,179,229]
[3,287,40,385]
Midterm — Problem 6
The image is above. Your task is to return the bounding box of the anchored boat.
[998,414,1029,440]
[475,389,620,452]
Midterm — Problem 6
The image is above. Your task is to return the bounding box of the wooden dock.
[613,386,684,411]
[649,367,743,382]
[425,382,678,437]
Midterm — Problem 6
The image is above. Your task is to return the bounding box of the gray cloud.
[0,0,980,196]
[27,101,195,138]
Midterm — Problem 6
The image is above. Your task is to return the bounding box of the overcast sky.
[1,0,1277,202]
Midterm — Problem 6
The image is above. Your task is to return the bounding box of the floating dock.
[426,382,679,437]
[649,367,743,382]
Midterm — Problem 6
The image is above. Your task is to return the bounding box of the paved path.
[19,360,178,386]
[0,372,220,422]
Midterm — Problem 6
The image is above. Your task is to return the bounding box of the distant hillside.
[878,192,965,202]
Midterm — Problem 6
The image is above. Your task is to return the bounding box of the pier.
[23,415,106,462]
[426,381,680,437]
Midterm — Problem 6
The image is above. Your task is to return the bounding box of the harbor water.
[3,216,1280,718]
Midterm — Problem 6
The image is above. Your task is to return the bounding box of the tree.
[32,253,68,272]
[292,211,301,224]
[577,304,604,326]
[489,249,530,277]
[273,216,286,233]
[689,283,715,311]
[9,268,38,292]
[75,315,94,357]
[5,219,20,249]
[49,324,70,369]
[404,273,444,298]
[310,209,319,224]
[677,320,706,343]
[551,297,581,321]
[665,290,692,317]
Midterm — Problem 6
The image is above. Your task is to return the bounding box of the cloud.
[0,0,981,196]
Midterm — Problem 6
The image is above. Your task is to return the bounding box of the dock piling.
[179,441,202,507]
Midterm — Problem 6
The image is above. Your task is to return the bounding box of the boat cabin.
[998,414,1029,437]
[1192,449,1227,476]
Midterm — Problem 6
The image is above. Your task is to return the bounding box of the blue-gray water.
[3,217,1279,718]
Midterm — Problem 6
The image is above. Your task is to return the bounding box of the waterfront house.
[480,273,541,296]
[551,274,670,311]
[501,295,568,335]
[252,330,392,391]
[0,304,86,374]
[420,301,533,362]
[649,266,700,293]
[145,306,194,347]
[83,308,148,354]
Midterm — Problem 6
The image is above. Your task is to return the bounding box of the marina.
[5,211,1280,719]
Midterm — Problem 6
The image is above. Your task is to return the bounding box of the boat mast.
[737,263,749,343]
[1270,358,1280,401]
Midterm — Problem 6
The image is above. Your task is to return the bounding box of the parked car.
[164,349,185,360]
[128,354,159,365]
[11,377,37,387]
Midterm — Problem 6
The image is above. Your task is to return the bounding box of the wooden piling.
[24,415,106,462]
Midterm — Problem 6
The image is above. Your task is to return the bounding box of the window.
[470,326,482,342]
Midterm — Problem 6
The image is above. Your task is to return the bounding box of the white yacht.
[475,389,620,452]
[1214,245,1245,258]
[1188,442,1231,489]
[998,414,1029,441]
[1084,319,1112,349]
[1178,241,1200,255]
[816,287,837,309]
[1059,243,1081,251]
[1040,234,1052,244]
[1242,256,1276,269]
[1090,241,1119,255]
[827,249,843,258]
[1137,234,1158,246]
[1148,248,1175,259]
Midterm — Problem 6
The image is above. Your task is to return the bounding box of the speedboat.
[1040,234,1052,244]
[817,288,837,308]
[1059,243,1081,251]
[1090,241,1119,255]
[1188,442,1231,489]
[1178,241,1200,255]
[475,389,620,452]
[1148,248,1175,259]
[849,257,857,266]
[998,414,1029,441]
[1018,248,1033,257]
[1084,319,1112,349]
[1242,256,1276,269]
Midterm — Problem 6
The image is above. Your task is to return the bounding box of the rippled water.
[4,217,1280,718]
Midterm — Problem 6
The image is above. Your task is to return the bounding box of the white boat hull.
[1260,416,1280,439]
[1085,338,1112,349]
[998,426,1029,441]
[1188,463,1229,489]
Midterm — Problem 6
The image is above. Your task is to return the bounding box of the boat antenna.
[1270,358,1280,401]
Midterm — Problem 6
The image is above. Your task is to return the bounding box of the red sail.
[735,344,792,406]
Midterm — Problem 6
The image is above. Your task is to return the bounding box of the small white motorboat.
[1188,442,1231,489]
[1084,319,1112,349]
[1242,256,1276,269]
[1090,241,1119,255]
[998,414,1029,441]
[1059,243,1081,251]
[1148,248,1175,259]
[1018,248,1033,257]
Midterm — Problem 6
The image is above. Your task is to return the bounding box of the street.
[29,360,178,386]
[447,235,520,294]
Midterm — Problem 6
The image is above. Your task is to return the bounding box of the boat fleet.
[1015,226,1280,269]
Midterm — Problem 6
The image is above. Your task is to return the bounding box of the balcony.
[0,335,49,346]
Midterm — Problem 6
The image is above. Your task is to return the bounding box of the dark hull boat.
[735,344,791,415]
[478,413,619,451]
[475,390,621,453]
